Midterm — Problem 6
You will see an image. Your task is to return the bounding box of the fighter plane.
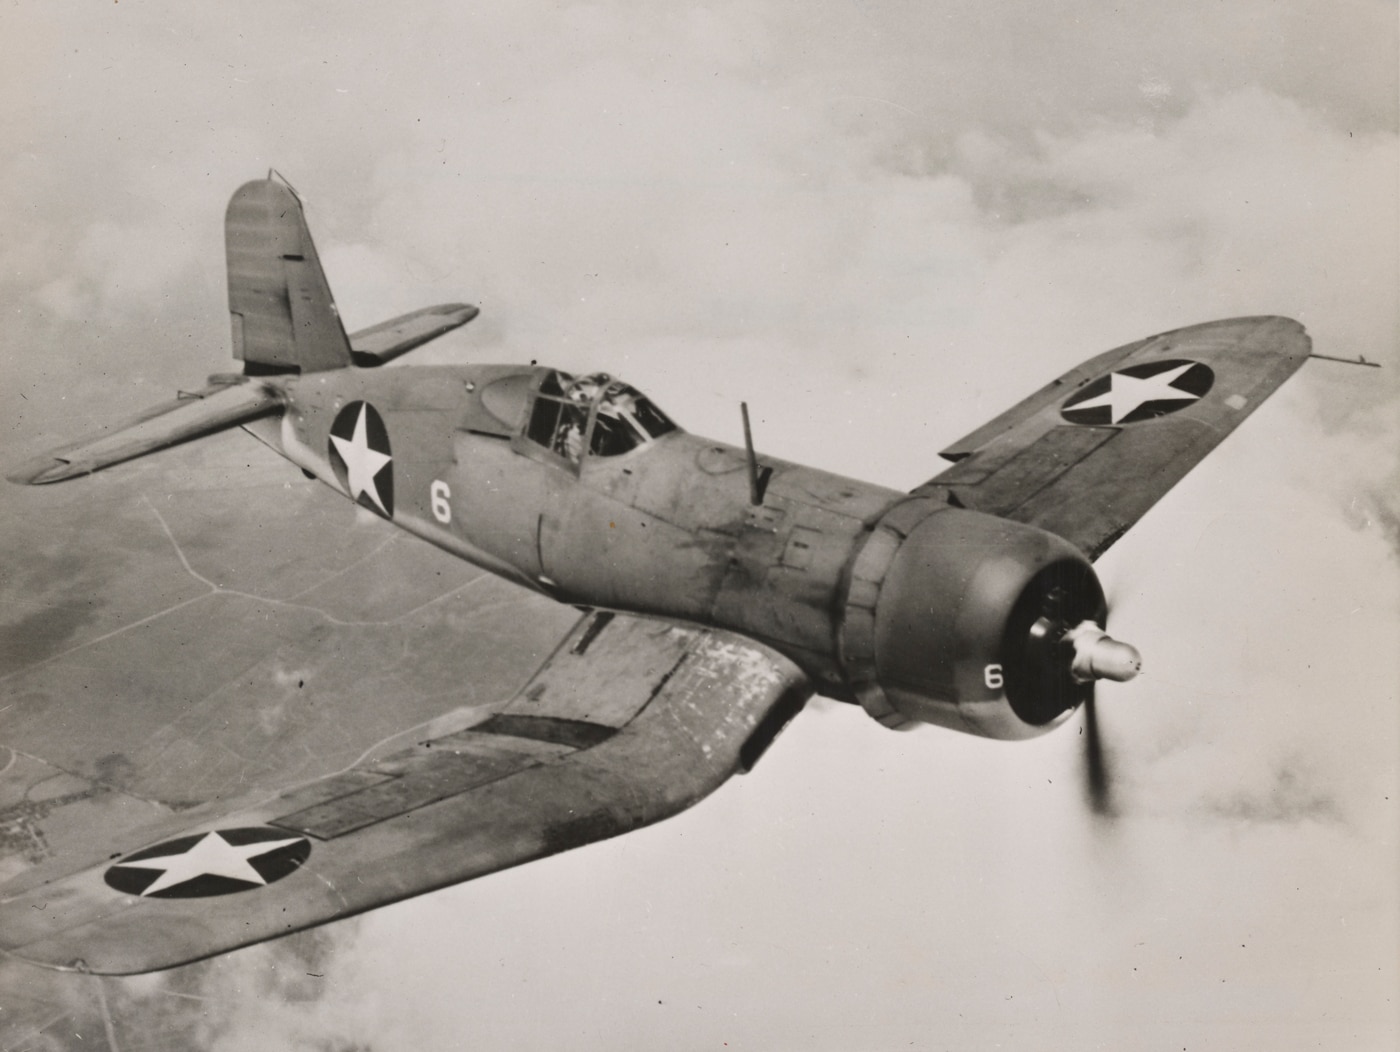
[0,175,1308,974]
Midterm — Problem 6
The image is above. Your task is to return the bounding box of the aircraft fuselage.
[249,363,904,699]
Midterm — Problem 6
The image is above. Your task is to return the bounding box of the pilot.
[561,422,584,461]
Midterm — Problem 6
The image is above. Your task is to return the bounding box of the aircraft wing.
[0,610,809,974]
[914,316,1309,559]
[7,379,281,485]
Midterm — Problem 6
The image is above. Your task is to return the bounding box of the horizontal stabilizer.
[349,303,479,366]
[8,381,281,485]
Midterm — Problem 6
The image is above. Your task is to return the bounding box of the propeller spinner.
[1065,621,1142,684]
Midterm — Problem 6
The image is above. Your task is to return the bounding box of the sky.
[2,1,1398,1049]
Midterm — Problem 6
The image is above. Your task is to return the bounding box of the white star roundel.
[104,827,312,899]
[1061,359,1214,426]
[329,401,394,516]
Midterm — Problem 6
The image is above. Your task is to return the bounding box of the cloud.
[1203,756,1345,825]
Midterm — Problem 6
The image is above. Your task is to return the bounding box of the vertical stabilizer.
[225,177,352,374]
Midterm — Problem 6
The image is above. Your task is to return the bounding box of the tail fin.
[226,176,352,375]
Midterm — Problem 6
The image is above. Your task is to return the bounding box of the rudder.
[226,176,352,375]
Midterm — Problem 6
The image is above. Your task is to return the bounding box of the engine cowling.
[839,499,1131,740]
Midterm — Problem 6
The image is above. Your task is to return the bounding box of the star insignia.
[329,401,394,515]
[105,828,312,898]
[1061,359,1214,426]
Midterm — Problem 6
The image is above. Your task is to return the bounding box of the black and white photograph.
[2,3,1396,1049]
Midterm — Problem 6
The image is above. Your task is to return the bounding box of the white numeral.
[983,664,1004,690]
[430,480,452,523]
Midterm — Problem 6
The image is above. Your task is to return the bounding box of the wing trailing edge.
[7,380,282,485]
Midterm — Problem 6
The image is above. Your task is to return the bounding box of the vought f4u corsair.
[2,176,1308,973]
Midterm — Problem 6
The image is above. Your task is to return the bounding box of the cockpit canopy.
[526,371,676,463]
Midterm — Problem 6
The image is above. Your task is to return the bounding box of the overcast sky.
[3,2,1397,1049]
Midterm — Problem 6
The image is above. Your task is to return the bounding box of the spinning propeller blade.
[1077,580,1140,819]
[1082,690,1114,817]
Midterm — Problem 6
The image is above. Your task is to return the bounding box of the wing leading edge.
[915,316,1309,558]
[0,612,810,974]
